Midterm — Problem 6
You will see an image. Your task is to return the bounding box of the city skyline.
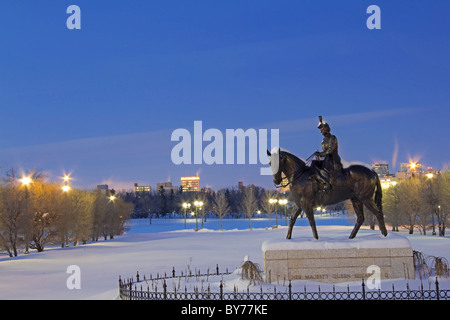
[1,1,449,191]
[85,155,446,193]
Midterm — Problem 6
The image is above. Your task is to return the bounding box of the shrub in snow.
[239,255,263,285]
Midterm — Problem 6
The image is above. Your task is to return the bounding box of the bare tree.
[383,186,401,232]
[28,181,61,252]
[107,198,133,239]
[434,172,450,236]
[260,189,277,228]
[0,184,27,257]
[67,189,94,246]
[241,187,258,229]
[396,178,426,234]
[213,190,230,230]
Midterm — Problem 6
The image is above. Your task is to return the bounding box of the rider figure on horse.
[312,116,343,192]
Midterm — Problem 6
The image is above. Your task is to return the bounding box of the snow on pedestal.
[262,232,415,284]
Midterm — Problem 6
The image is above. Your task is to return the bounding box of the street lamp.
[269,198,278,227]
[20,176,33,254]
[61,174,72,192]
[409,161,417,178]
[20,176,32,186]
[194,201,203,230]
[426,173,437,235]
[279,199,288,226]
[438,205,441,236]
[109,189,116,202]
[60,174,72,248]
[182,203,191,229]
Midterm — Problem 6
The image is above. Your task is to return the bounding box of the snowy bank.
[262,232,412,252]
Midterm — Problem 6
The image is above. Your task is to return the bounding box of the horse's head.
[267,148,307,187]
[267,148,284,186]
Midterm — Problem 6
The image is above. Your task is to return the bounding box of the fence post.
[129,281,133,300]
[118,276,122,299]
[435,277,440,301]
[361,278,366,300]
[219,281,223,300]
[163,279,167,300]
[288,280,292,300]
[406,282,410,300]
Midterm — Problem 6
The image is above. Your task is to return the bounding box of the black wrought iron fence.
[119,266,450,301]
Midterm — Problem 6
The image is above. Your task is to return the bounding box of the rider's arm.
[317,136,338,157]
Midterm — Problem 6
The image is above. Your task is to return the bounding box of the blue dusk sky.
[0,1,449,191]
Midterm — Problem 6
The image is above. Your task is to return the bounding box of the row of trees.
[123,173,450,236]
[382,172,450,236]
[0,169,132,257]
[121,185,334,230]
[123,185,295,229]
[2,166,448,257]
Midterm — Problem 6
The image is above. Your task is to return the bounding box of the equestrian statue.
[267,116,388,240]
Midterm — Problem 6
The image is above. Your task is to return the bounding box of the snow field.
[1,217,449,300]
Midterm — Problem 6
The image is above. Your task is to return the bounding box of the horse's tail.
[374,172,383,213]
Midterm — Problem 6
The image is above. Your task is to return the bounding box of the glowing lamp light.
[194,201,203,207]
[20,176,32,186]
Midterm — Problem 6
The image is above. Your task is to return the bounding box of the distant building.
[97,184,109,195]
[157,182,179,194]
[399,162,423,178]
[424,167,439,177]
[238,182,258,192]
[400,163,410,173]
[372,163,390,178]
[97,184,115,197]
[400,162,423,174]
[180,176,200,192]
[134,183,151,197]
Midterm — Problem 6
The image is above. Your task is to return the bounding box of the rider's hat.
[317,116,330,129]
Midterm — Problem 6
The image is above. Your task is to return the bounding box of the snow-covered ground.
[1,216,449,300]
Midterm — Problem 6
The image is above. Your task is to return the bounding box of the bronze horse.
[268,149,388,240]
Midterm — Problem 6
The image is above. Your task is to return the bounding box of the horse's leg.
[305,207,319,240]
[363,199,388,237]
[286,207,302,240]
[349,198,364,239]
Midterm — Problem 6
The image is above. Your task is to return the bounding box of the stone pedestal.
[262,233,415,284]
